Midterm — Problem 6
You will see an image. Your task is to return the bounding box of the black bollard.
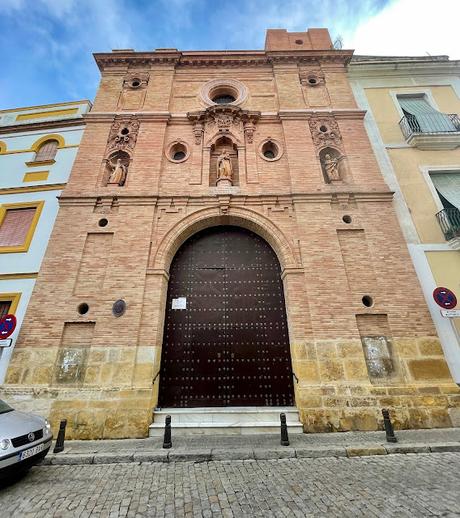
[280,413,290,446]
[382,408,397,443]
[162,415,172,449]
[53,419,67,453]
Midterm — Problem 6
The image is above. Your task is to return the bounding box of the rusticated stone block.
[319,359,345,382]
[408,359,452,381]
[417,338,444,356]
[344,359,369,381]
[393,338,418,358]
[295,360,320,382]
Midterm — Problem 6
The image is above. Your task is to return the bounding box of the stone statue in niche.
[322,153,343,181]
[320,148,346,183]
[106,152,129,186]
[217,151,233,184]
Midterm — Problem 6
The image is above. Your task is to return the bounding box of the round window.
[212,94,236,104]
[262,141,278,160]
[173,150,186,161]
[131,79,141,88]
[167,142,189,163]
[259,139,283,162]
[200,79,248,107]
[77,303,89,315]
[362,295,374,308]
[120,127,130,136]
[308,77,318,85]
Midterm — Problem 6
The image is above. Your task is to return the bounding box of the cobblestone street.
[1,452,459,517]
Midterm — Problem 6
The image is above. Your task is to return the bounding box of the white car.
[0,399,53,477]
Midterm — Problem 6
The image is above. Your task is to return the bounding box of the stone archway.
[158,225,294,407]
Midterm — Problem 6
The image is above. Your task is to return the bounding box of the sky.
[1,0,459,109]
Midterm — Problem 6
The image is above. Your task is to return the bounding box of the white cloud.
[346,0,460,58]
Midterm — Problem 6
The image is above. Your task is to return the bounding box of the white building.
[0,100,91,382]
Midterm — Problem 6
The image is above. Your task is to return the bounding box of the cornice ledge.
[84,112,170,123]
[278,109,366,120]
[59,194,159,206]
[0,118,86,135]
[291,190,394,202]
[94,52,181,71]
[267,49,353,66]
[348,60,460,78]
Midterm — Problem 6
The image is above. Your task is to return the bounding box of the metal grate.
[436,207,460,241]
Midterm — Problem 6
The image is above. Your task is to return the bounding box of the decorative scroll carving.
[188,105,260,144]
[123,72,149,90]
[192,122,204,145]
[309,116,342,150]
[106,116,140,155]
[243,120,256,143]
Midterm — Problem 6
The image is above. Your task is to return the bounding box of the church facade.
[2,29,458,439]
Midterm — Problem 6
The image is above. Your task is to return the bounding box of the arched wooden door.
[158,226,294,407]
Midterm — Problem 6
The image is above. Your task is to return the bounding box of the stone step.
[149,407,304,437]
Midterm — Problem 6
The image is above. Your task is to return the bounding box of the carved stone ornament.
[309,116,342,150]
[123,73,149,90]
[188,105,260,145]
[106,115,140,155]
[299,70,325,87]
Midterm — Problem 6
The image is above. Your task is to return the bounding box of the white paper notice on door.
[172,297,187,310]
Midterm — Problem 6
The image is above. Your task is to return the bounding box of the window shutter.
[35,140,58,161]
[0,207,36,247]
[430,173,460,210]
[0,301,11,318]
[398,97,457,133]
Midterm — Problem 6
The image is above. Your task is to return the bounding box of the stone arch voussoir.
[151,206,299,272]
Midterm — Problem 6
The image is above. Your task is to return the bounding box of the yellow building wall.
[426,251,460,334]
[364,85,460,244]
[365,85,460,144]
[387,148,460,243]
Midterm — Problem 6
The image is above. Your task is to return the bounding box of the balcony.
[399,113,460,150]
[436,207,460,249]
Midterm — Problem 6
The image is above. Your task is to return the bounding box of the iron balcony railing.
[399,113,460,139]
[436,207,460,241]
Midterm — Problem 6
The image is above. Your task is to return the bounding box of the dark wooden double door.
[158,226,294,407]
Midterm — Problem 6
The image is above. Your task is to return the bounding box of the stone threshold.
[41,442,460,465]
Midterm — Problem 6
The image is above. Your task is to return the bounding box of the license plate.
[19,443,45,461]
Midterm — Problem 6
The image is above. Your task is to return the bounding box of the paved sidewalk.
[43,427,460,465]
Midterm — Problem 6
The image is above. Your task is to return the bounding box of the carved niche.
[309,116,348,183]
[187,105,260,187]
[118,72,149,109]
[102,116,139,186]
